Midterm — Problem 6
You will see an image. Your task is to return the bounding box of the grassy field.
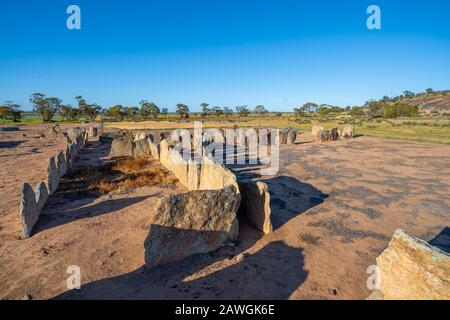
[105,116,450,144]
[2,113,449,144]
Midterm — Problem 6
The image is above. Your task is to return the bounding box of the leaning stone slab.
[56,151,67,178]
[376,229,450,300]
[47,157,59,195]
[19,183,39,239]
[238,181,272,234]
[35,181,49,211]
[144,185,240,269]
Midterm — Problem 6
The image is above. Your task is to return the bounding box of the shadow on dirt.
[429,227,450,254]
[54,236,307,300]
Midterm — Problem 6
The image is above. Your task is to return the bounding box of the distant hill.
[398,92,450,115]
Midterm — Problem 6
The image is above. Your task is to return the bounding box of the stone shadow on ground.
[0,140,25,148]
[33,196,151,235]
[429,227,450,254]
[264,176,329,230]
[53,232,307,300]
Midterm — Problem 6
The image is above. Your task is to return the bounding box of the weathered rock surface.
[133,131,147,141]
[144,185,240,268]
[132,139,151,157]
[110,138,133,158]
[330,128,339,141]
[167,149,188,186]
[44,124,64,138]
[199,156,239,192]
[88,126,98,138]
[311,125,324,137]
[238,181,272,234]
[187,159,200,191]
[376,229,450,300]
[149,141,160,160]
[342,125,353,139]
[35,181,49,211]
[47,157,59,195]
[159,139,169,167]
[280,128,289,145]
[56,151,67,178]
[19,183,39,239]
[287,128,297,144]
[67,127,82,143]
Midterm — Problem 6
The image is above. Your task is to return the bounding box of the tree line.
[1,93,271,122]
[1,88,442,123]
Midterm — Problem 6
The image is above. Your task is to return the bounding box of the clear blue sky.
[1,0,449,112]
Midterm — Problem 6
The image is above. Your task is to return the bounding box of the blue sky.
[1,0,449,112]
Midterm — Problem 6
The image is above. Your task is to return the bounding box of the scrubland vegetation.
[1,89,449,144]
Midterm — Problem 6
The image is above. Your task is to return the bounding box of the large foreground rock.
[19,183,39,239]
[144,185,240,269]
[238,181,272,234]
[376,229,450,300]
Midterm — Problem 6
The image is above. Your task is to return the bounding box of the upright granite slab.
[110,138,133,158]
[19,183,39,239]
[159,139,169,167]
[149,141,160,160]
[198,156,239,192]
[238,181,272,234]
[35,181,49,212]
[47,157,59,195]
[144,185,240,269]
[187,159,200,191]
[133,139,151,157]
[56,151,67,178]
[167,149,188,186]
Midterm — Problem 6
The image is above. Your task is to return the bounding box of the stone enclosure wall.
[19,127,98,239]
[116,129,275,269]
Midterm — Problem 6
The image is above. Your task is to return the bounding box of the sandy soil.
[0,126,449,300]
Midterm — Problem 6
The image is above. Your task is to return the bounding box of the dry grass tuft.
[63,157,178,195]
[112,156,149,175]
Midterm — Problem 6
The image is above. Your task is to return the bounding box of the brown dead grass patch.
[62,157,178,195]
